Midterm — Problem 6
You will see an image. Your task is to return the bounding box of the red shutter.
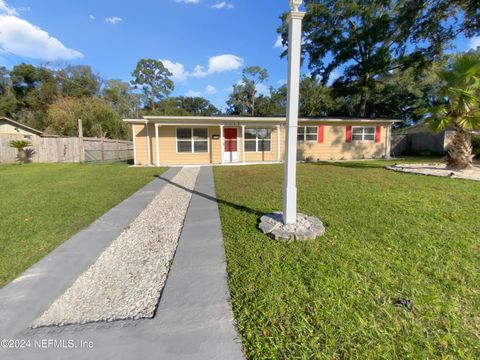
[318,125,324,143]
[346,126,352,143]
[375,126,381,143]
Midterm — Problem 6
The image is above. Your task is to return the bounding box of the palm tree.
[424,53,480,170]
[8,140,32,163]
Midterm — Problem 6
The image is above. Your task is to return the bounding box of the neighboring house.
[124,116,397,166]
[392,122,480,156]
[0,117,43,140]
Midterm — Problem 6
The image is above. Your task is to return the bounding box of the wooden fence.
[83,138,133,163]
[391,132,447,156]
[0,135,133,163]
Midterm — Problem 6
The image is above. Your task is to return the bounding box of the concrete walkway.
[0,167,244,360]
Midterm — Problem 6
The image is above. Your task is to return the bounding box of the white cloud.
[0,0,17,15]
[161,59,188,82]
[468,36,480,50]
[89,14,95,20]
[191,64,208,78]
[256,83,269,96]
[274,35,286,49]
[212,2,234,9]
[205,85,217,94]
[174,0,199,3]
[0,15,83,61]
[161,54,244,82]
[17,6,30,13]
[210,54,243,73]
[185,90,202,97]
[277,79,287,86]
[105,16,123,24]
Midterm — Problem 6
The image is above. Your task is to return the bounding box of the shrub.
[8,140,31,150]
[8,140,32,163]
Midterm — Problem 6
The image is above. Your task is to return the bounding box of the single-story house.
[124,116,397,166]
[0,117,43,140]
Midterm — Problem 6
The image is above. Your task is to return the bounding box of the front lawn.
[214,160,480,359]
[0,163,165,288]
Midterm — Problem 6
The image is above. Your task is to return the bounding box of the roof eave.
[0,117,43,135]
[124,116,400,124]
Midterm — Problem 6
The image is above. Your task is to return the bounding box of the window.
[352,126,375,141]
[297,126,318,142]
[177,127,208,153]
[244,128,272,152]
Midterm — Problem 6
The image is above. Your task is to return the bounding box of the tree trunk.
[446,121,473,170]
[252,94,255,117]
[358,74,370,118]
[17,148,26,163]
[358,92,367,118]
[150,82,155,110]
[358,87,369,118]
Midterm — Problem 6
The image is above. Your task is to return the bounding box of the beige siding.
[244,126,281,163]
[296,122,388,160]
[0,120,39,136]
[156,126,221,165]
[133,123,150,165]
[132,121,391,165]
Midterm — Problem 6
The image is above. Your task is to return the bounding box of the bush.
[8,140,32,163]
[8,140,31,150]
[45,97,128,139]
[472,135,480,158]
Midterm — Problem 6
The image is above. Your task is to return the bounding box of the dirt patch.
[387,163,480,182]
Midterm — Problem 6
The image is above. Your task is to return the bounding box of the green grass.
[0,163,165,288]
[214,159,480,359]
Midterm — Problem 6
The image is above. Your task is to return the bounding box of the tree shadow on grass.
[154,174,264,218]
[311,161,387,170]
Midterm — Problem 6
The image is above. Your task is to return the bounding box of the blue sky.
[1,0,479,110]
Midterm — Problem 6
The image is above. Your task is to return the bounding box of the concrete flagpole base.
[259,212,325,242]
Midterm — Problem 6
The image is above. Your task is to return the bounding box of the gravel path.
[387,163,480,181]
[32,167,199,328]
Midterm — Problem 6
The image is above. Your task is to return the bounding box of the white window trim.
[244,127,273,153]
[352,126,376,142]
[297,126,318,142]
[176,127,209,154]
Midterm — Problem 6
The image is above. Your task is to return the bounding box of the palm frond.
[428,116,452,132]
[457,114,480,129]
[420,105,451,131]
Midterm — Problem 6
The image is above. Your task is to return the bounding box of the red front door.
[224,128,237,152]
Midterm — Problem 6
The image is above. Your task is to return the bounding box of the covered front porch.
[129,116,284,166]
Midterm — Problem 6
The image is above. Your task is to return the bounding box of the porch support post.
[242,125,246,163]
[386,124,392,159]
[277,125,281,163]
[220,125,224,165]
[282,5,305,224]
[132,124,137,165]
[155,124,160,166]
[146,123,151,165]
